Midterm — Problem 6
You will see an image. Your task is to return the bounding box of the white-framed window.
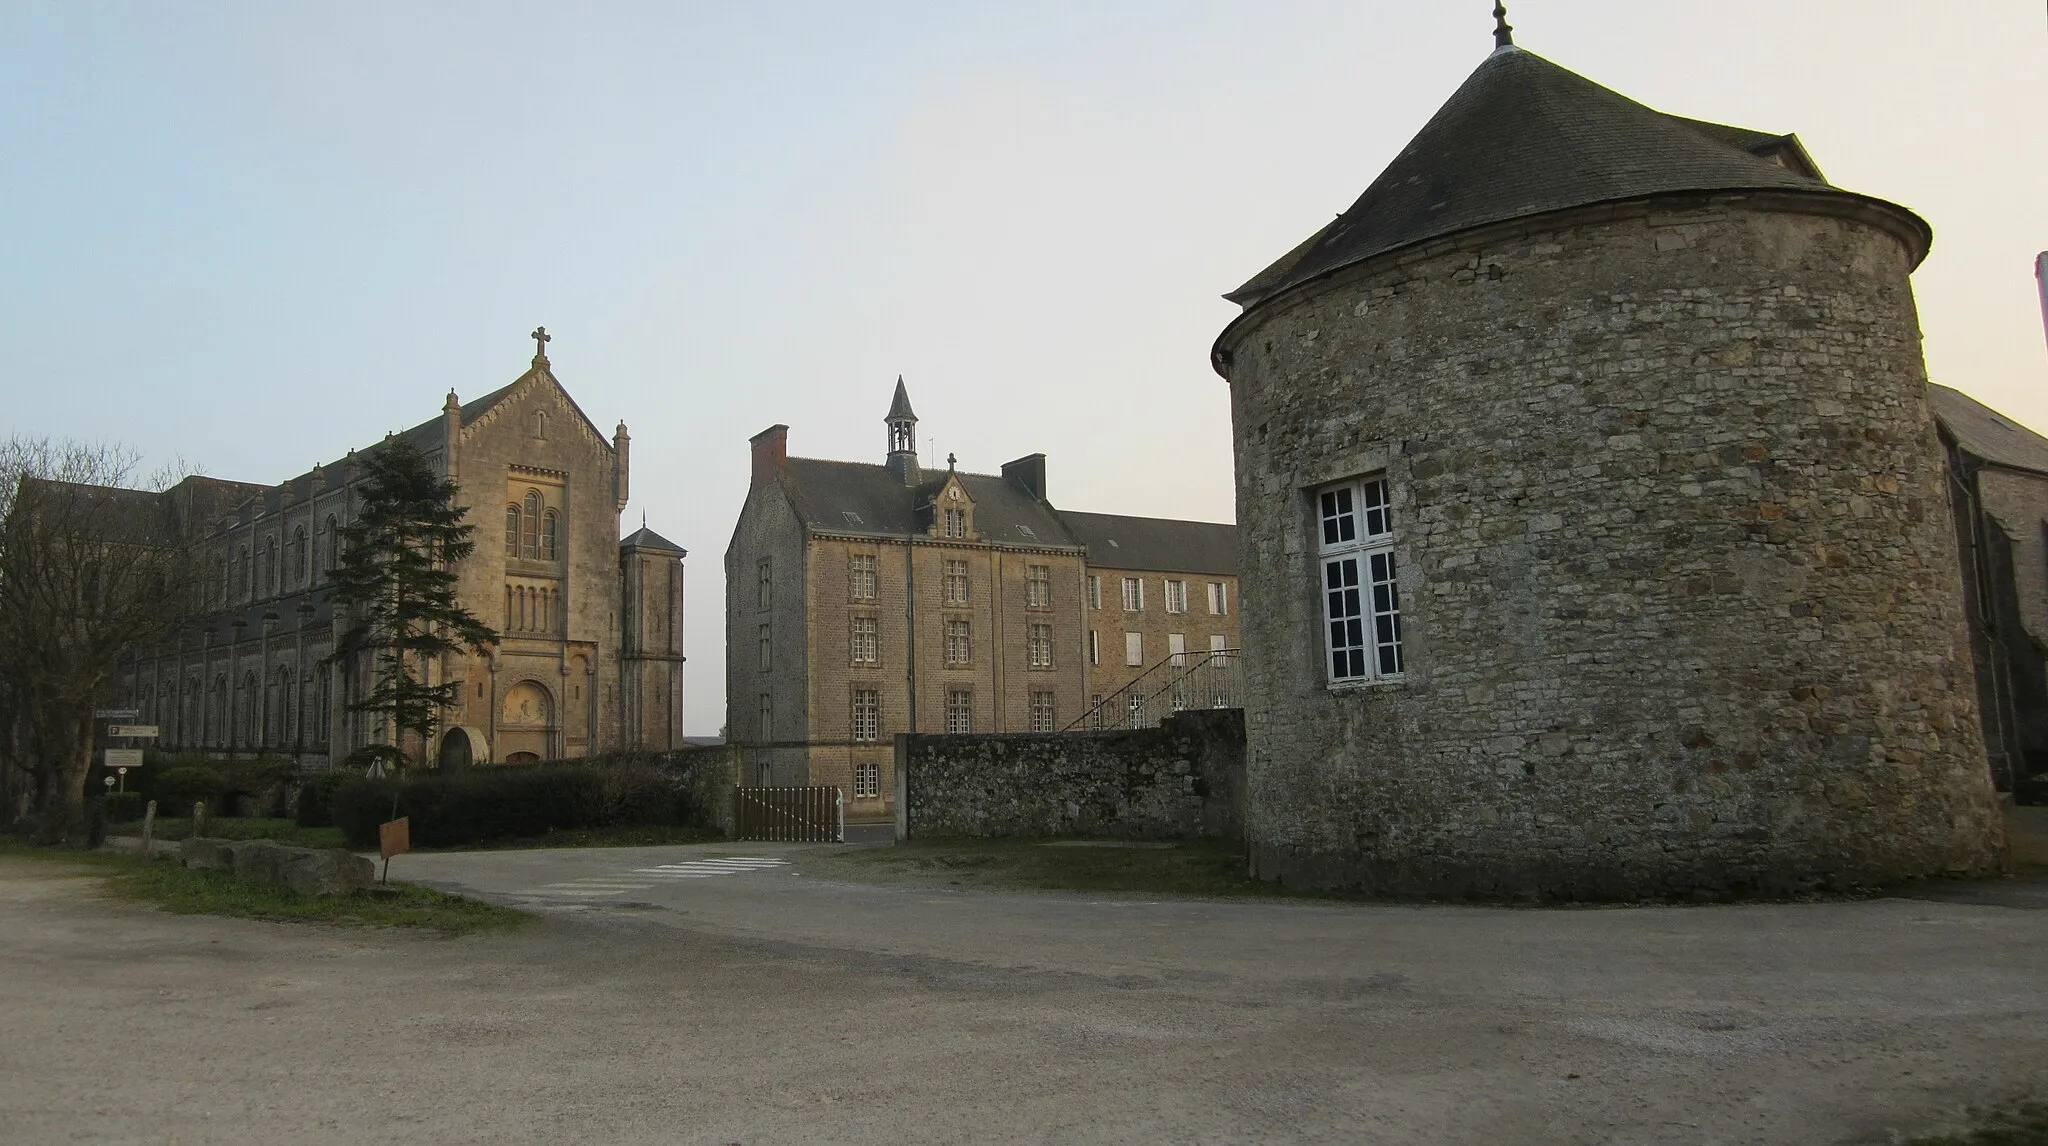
[945,619,971,666]
[942,507,966,538]
[1125,631,1144,667]
[849,554,877,601]
[942,559,969,606]
[1028,690,1055,733]
[1088,629,1100,667]
[758,693,773,741]
[1210,634,1228,655]
[757,557,772,610]
[854,759,880,799]
[1319,475,1403,683]
[758,624,772,671]
[1028,622,1054,668]
[1026,564,1051,608]
[850,616,878,664]
[945,688,973,733]
[1208,582,1228,615]
[1164,579,1188,614]
[852,689,879,743]
[1168,633,1186,668]
[1088,575,1101,610]
[1121,576,1144,612]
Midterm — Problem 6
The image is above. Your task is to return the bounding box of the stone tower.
[1211,36,2005,897]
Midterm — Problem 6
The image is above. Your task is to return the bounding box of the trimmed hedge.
[330,762,698,849]
[295,772,352,828]
[103,791,146,824]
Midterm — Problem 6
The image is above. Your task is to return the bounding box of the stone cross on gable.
[531,326,551,361]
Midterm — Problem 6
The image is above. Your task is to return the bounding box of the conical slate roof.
[1228,46,1849,309]
[886,376,917,421]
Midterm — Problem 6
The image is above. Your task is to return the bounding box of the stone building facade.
[725,380,1237,823]
[1211,38,2005,896]
[112,334,686,768]
[1062,512,1240,720]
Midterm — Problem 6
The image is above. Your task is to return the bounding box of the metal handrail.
[1064,648,1242,732]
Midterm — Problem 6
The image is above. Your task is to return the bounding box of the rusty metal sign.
[379,817,411,860]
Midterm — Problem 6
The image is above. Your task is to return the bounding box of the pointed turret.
[885,376,919,486]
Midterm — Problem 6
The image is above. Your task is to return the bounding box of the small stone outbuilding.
[1211,33,2006,897]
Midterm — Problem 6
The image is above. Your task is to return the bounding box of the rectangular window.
[1210,634,1228,654]
[757,558,772,610]
[1164,579,1188,614]
[850,616,878,664]
[1029,690,1055,733]
[757,624,772,671]
[1168,633,1186,668]
[1026,564,1051,608]
[945,688,973,733]
[758,693,773,742]
[942,559,969,606]
[1125,631,1144,667]
[943,507,966,538]
[1319,476,1404,683]
[1088,575,1101,610]
[854,759,880,799]
[1088,629,1100,667]
[1028,622,1054,668]
[1208,582,1229,616]
[852,689,879,743]
[849,554,877,601]
[1121,577,1144,612]
[945,619,972,666]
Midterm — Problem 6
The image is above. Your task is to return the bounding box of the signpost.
[378,817,411,884]
[103,748,145,769]
[106,725,158,739]
[93,709,139,721]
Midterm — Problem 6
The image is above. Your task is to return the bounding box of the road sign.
[103,748,145,768]
[379,818,411,860]
[106,724,158,738]
[94,709,139,721]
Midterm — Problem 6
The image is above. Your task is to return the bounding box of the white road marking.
[513,857,790,901]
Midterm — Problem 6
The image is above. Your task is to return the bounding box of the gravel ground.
[3,848,2046,1146]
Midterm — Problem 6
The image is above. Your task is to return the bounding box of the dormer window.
[942,507,966,538]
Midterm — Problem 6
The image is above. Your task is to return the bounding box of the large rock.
[180,837,235,871]
[281,849,376,897]
[177,836,373,897]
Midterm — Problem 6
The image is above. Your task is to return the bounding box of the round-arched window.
[541,510,559,561]
[521,491,541,558]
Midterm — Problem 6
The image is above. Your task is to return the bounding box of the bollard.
[141,800,157,855]
[192,799,208,838]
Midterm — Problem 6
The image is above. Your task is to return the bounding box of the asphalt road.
[4,843,2046,1145]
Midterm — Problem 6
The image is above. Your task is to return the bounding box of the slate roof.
[1228,46,1864,309]
[1931,384,2048,476]
[887,376,917,421]
[621,525,687,554]
[1058,511,1239,576]
[780,458,1084,549]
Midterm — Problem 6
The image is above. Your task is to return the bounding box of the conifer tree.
[326,437,497,770]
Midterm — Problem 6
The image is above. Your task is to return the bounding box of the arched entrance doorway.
[437,727,472,771]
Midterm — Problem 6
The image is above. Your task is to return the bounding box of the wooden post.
[192,799,208,837]
[141,800,157,855]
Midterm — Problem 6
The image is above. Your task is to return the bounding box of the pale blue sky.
[4,2,2044,733]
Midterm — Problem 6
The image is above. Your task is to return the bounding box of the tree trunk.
[37,711,94,845]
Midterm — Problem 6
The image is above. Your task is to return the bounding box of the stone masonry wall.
[898,708,1245,841]
[1220,196,2007,898]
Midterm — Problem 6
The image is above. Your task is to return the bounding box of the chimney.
[614,421,632,511]
[2036,252,2048,353]
[1001,453,1047,501]
[444,390,461,483]
[751,424,789,488]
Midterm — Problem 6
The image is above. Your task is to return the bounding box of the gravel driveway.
[3,846,2045,1145]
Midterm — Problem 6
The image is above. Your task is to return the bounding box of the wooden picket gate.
[733,786,845,842]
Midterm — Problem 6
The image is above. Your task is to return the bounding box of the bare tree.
[0,438,200,843]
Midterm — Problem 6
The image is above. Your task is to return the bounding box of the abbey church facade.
[109,334,687,769]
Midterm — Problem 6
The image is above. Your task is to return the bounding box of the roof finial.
[947,451,957,471]
[1492,2,1513,49]
[530,326,551,365]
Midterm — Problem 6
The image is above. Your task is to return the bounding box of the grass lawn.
[819,837,1343,901]
[0,840,524,936]
[112,816,345,849]
[1910,1104,2048,1145]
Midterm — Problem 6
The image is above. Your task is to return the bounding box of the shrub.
[103,792,146,824]
[295,771,354,828]
[329,762,691,849]
[154,765,225,815]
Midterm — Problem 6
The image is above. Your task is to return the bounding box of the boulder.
[228,840,294,886]
[180,837,236,872]
[281,849,376,897]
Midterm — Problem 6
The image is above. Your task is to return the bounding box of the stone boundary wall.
[895,709,1245,841]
